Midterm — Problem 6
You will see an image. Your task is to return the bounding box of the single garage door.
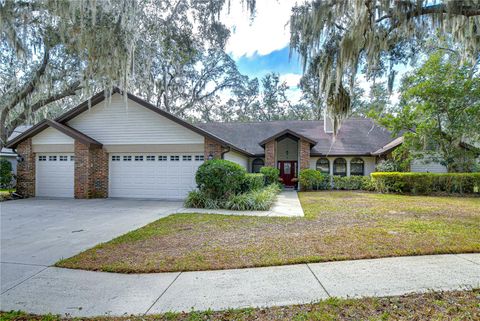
[36,153,75,197]
[109,153,204,199]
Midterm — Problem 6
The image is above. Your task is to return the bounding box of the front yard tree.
[290,0,480,133]
[0,0,255,149]
[380,52,480,172]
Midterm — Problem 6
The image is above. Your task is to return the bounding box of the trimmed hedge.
[299,169,329,190]
[371,172,480,194]
[332,175,372,190]
[195,159,246,200]
[260,166,280,185]
[299,169,370,191]
[242,173,265,192]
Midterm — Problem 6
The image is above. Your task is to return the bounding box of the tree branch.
[6,81,81,134]
[2,46,50,114]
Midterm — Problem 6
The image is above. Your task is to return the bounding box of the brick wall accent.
[16,138,35,197]
[299,139,311,170]
[74,141,108,199]
[204,137,223,160]
[265,140,276,167]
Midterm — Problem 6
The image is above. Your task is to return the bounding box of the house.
[7,88,407,199]
[1,126,32,178]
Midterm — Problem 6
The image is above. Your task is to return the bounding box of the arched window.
[333,158,347,176]
[350,158,365,176]
[316,158,330,174]
[252,158,264,173]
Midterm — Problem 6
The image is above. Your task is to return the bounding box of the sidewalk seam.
[1,261,49,267]
[453,254,480,266]
[144,272,182,315]
[1,266,49,295]
[306,264,331,297]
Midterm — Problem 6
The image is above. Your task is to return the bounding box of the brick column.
[204,137,223,160]
[265,140,276,167]
[299,139,310,170]
[16,138,35,197]
[74,141,108,199]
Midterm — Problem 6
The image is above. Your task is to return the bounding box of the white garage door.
[36,153,75,197]
[109,153,204,199]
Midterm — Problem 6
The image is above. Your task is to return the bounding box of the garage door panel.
[109,153,203,199]
[36,153,74,198]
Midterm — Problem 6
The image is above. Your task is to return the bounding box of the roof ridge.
[195,119,325,125]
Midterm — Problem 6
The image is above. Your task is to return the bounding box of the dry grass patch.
[56,191,480,273]
[2,289,480,321]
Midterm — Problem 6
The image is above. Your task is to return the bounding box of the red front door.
[278,161,297,186]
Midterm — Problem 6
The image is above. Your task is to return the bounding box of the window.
[333,158,347,176]
[195,155,204,161]
[134,155,144,161]
[316,158,330,174]
[350,158,364,176]
[70,156,75,161]
[158,155,167,161]
[252,158,264,173]
[146,155,155,161]
[112,156,120,161]
[59,156,68,161]
[182,155,192,161]
[39,156,46,161]
[49,155,57,161]
[170,155,180,161]
[123,156,132,161]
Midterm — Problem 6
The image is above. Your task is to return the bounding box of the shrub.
[195,159,246,199]
[185,189,225,209]
[242,173,265,192]
[332,175,371,190]
[299,169,330,190]
[375,159,401,172]
[226,184,281,211]
[0,158,13,189]
[371,172,480,194]
[260,166,280,185]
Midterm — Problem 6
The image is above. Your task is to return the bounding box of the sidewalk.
[1,254,478,317]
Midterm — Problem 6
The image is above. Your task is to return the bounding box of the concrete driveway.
[0,198,182,293]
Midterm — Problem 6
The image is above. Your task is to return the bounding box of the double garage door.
[109,153,204,199]
[35,152,204,199]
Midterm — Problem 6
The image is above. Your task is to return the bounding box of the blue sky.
[235,47,302,80]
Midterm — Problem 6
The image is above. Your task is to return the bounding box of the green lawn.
[56,191,480,273]
[2,289,479,321]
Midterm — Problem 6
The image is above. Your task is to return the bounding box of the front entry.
[278,161,297,187]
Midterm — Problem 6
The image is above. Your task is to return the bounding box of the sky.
[220,0,409,105]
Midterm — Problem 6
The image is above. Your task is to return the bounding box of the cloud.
[280,73,302,88]
[221,0,298,59]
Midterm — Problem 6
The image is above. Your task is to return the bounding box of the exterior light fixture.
[208,153,214,160]
[16,155,24,162]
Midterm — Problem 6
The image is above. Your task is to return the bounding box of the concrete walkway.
[1,254,478,317]
[179,190,304,217]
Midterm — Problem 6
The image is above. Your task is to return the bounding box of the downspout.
[220,146,230,159]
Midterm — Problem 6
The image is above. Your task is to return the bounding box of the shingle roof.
[196,119,397,156]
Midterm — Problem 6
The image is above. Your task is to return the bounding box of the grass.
[0,188,14,201]
[56,191,480,273]
[2,289,479,320]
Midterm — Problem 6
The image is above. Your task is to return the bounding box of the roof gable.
[6,88,252,155]
[259,129,317,146]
